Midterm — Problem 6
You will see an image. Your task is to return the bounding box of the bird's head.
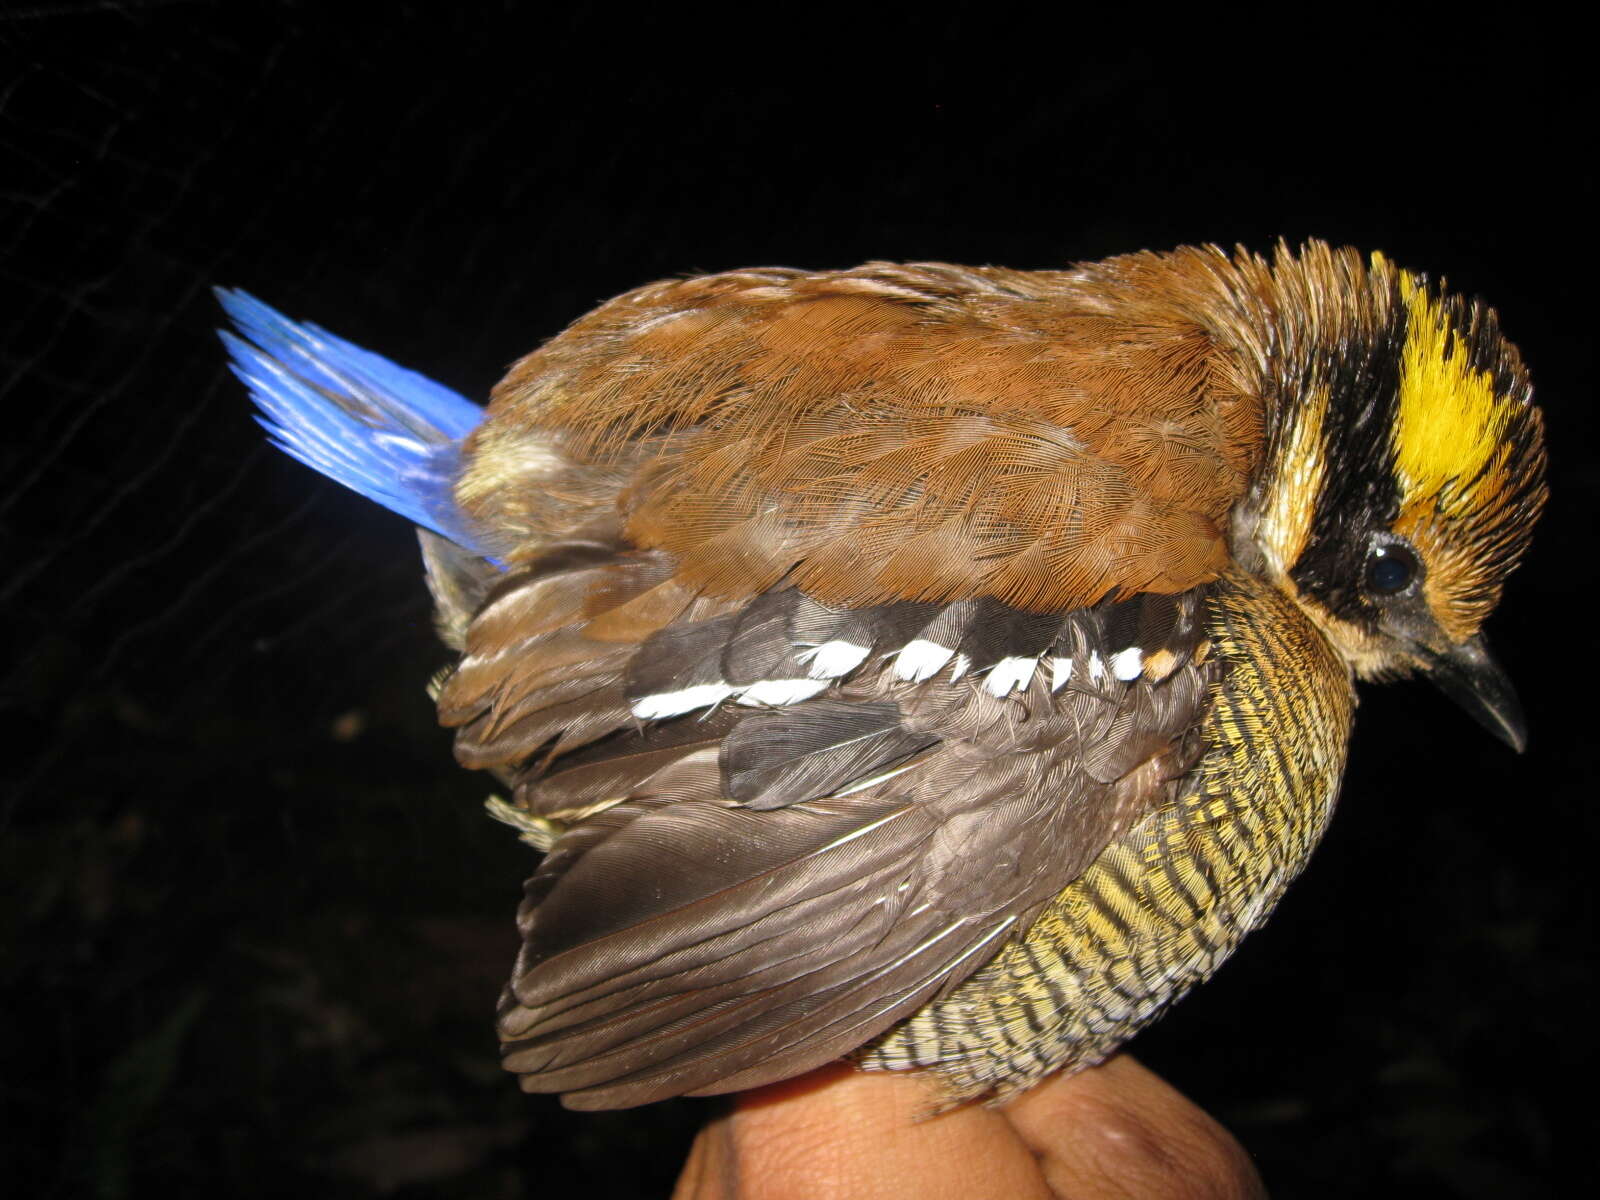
[1235,243,1547,750]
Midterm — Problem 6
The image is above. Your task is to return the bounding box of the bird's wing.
[460,262,1266,611]
[437,544,1221,1109]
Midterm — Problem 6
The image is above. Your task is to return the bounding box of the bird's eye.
[1364,543,1419,596]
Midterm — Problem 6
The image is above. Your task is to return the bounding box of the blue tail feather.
[216,288,489,553]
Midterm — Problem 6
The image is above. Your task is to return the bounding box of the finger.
[674,1062,1055,1200]
[1003,1055,1265,1199]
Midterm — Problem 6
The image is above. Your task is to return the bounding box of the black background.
[2,6,1594,1197]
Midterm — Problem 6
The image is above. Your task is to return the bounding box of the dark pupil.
[1366,548,1415,595]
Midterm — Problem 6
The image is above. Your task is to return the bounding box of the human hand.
[671,1055,1265,1199]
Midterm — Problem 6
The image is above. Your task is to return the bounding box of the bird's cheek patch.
[1391,506,1493,645]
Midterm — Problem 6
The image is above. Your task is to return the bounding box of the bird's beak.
[1422,635,1528,753]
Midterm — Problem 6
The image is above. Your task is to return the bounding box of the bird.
[218,240,1546,1112]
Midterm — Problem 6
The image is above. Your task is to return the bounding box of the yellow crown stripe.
[1394,269,1508,508]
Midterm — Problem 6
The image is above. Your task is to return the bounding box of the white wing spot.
[1049,656,1074,691]
[1087,652,1106,682]
[985,655,1038,696]
[630,682,736,719]
[799,639,871,679]
[1111,647,1144,681]
[893,638,956,682]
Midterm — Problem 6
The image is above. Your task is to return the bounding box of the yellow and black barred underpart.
[860,571,1352,1100]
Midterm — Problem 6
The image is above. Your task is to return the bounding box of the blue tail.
[216,287,489,553]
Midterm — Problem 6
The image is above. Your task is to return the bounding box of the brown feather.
[459,258,1274,610]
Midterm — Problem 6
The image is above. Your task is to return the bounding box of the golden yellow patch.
[1394,269,1509,510]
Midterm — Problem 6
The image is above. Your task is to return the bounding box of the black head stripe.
[1442,291,1529,404]
[1288,282,1408,620]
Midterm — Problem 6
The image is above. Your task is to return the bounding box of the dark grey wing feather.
[624,612,738,698]
[721,699,937,809]
[720,589,807,685]
[955,597,1064,670]
[441,553,1217,1108]
[502,785,1045,1107]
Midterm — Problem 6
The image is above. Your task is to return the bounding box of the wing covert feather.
[481,592,1218,1106]
[437,541,1220,1107]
